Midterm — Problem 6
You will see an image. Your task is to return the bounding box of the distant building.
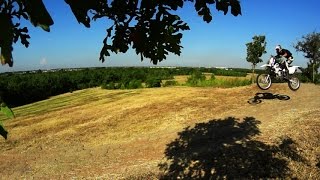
[215,67,229,70]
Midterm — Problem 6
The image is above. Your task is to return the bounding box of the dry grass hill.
[0,83,319,179]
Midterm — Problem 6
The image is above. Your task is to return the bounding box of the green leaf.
[65,0,104,28]
[216,1,229,15]
[169,26,174,33]
[0,13,14,67]
[203,14,212,23]
[39,24,50,32]
[230,0,242,16]
[107,26,113,37]
[22,0,54,32]
[1,103,15,119]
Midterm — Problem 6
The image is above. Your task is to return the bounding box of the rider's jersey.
[275,49,294,65]
[276,49,293,59]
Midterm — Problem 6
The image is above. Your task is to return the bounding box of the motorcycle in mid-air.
[256,55,300,91]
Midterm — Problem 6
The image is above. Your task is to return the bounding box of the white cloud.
[40,57,48,65]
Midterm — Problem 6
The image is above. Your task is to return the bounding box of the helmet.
[275,45,281,50]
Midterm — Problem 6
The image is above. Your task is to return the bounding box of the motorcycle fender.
[260,64,270,68]
[288,66,299,74]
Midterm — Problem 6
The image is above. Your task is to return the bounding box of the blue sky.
[3,0,320,72]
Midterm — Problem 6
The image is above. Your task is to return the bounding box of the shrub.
[163,80,178,87]
[296,73,312,83]
[120,83,126,89]
[187,70,206,86]
[100,83,107,89]
[145,77,162,88]
[211,69,247,77]
[210,74,216,80]
[127,80,143,89]
[101,82,117,90]
[77,83,88,89]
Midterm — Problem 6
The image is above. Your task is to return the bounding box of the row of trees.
[0,67,170,107]
[246,32,320,83]
[0,67,251,107]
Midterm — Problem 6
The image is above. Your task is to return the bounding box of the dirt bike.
[256,55,300,91]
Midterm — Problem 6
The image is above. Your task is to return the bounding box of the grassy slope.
[0,83,319,179]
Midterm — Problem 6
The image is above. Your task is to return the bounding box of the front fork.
[264,74,271,83]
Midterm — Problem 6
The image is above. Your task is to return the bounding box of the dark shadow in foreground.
[0,125,8,139]
[159,117,304,179]
[248,93,290,105]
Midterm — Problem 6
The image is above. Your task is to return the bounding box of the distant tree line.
[0,66,310,107]
[0,67,243,107]
[0,67,171,107]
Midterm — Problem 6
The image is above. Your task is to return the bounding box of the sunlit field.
[0,83,319,179]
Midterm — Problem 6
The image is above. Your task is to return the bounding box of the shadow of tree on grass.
[159,117,303,179]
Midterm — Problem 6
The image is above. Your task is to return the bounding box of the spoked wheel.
[288,75,300,91]
[256,74,272,90]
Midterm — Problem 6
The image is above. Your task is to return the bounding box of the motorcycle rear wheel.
[256,74,272,90]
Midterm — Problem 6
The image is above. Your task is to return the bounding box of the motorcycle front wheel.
[288,75,300,91]
[256,74,272,90]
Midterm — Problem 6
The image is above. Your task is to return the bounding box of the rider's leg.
[284,59,289,69]
[283,59,289,78]
[278,57,289,78]
[288,57,294,65]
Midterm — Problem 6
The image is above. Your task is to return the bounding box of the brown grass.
[0,83,319,179]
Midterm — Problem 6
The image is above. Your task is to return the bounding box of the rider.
[275,45,294,78]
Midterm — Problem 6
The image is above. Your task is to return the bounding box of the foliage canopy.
[0,0,241,67]
[246,35,267,67]
[245,35,267,82]
[294,31,320,82]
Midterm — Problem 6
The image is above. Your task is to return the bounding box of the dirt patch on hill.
[0,84,319,179]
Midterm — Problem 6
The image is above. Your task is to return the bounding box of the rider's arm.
[282,52,288,57]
